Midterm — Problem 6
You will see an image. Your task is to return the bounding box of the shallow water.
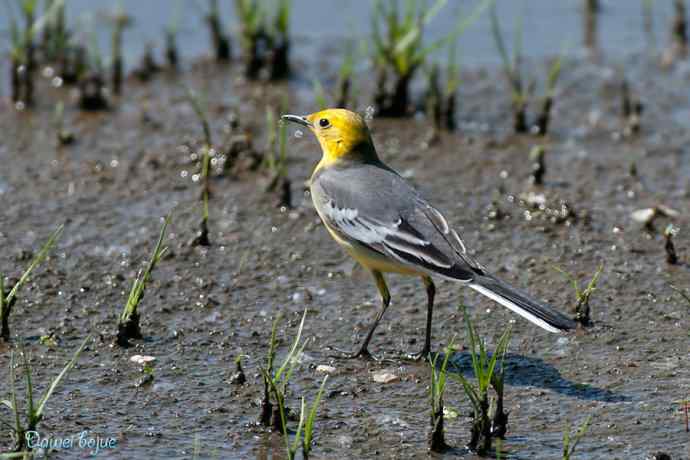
[0,1,682,73]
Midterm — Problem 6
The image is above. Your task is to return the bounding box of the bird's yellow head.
[282,109,378,167]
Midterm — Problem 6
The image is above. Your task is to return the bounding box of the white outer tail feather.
[469,283,562,334]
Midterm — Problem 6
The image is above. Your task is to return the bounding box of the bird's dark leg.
[405,276,435,361]
[328,270,391,360]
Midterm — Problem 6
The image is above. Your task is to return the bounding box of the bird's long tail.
[469,274,576,333]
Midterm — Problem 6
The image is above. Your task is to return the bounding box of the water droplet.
[110,159,119,168]
[294,130,303,138]
[271,226,278,233]
[51,76,63,88]
[365,106,375,121]
[15,101,25,111]
[180,170,188,178]
[192,174,200,182]
[280,206,287,213]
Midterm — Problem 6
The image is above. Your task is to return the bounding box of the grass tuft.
[263,99,291,208]
[1,335,90,452]
[205,0,231,61]
[1,225,63,342]
[259,310,307,431]
[371,0,490,117]
[258,310,327,459]
[116,215,171,347]
[186,88,214,246]
[235,0,291,80]
[490,4,565,135]
[450,305,511,455]
[562,414,593,460]
[107,2,132,95]
[428,337,455,452]
[554,264,603,327]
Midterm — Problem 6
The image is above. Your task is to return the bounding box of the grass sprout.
[554,264,603,327]
[443,42,460,130]
[164,0,182,69]
[235,0,291,80]
[205,0,231,61]
[428,337,456,452]
[263,99,291,207]
[490,4,565,135]
[371,0,490,117]
[7,0,65,108]
[1,335,90,452]
[116,215,171,347]
[450,305,511,455]
[259,310,308,431]
[107,2,132,95]
[259,310,327,459]
[186,87,214,246]
[562,415,593,460]
[1,225,63,342]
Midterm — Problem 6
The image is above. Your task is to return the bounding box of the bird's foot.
[401,348,432,362]
[326,345,392,362]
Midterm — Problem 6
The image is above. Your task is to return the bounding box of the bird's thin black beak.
[281,114,312,128]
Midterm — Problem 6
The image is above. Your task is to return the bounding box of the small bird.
[283,109,575,360]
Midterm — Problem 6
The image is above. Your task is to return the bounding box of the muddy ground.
[1,51,690,460]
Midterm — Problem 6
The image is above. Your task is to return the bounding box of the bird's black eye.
[319,118,330,128]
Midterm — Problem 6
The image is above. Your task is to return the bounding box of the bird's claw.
[326,345,393,363]
[401,348,432,362]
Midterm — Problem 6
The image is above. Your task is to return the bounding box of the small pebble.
[130,355,156,365]
[372,371,398,384]
[316,364,337,374]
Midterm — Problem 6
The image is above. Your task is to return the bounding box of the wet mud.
[1,51,689,459]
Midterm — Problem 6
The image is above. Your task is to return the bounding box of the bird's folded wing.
[314,170,479,281]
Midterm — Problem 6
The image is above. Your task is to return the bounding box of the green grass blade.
[462,305,482,383]
[35,334,91,420]
[273,309,307,384]
[485,326,511,390]
[289,398,306,456]
[304,375,328,450]
[450,370,480,411]
[267,313,282,375]
[553,266,582,300]
[121,214,170,322]
[568,415,592,456]
[20,349,35,422]
[9,352,22,436]
[6,225,64,305]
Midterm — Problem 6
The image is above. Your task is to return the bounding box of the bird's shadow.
[442,351,628,403]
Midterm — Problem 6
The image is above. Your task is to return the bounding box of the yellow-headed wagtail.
[283,109,575,360]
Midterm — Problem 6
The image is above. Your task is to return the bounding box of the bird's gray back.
[311,160,484,281]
